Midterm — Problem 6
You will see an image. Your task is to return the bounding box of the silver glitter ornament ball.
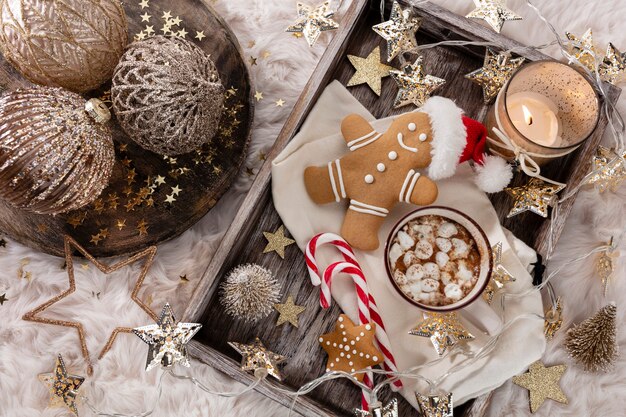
[111,35,225,156]
[0,87,115,215]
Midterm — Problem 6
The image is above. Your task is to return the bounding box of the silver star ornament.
[354,398,398,417]
[286,1,339,47]
[416,392,454,417]
[466,0,522,33]
[133,303,202,371]
[372,1,421,62]
[389,57,446,108]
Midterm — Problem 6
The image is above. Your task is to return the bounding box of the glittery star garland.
[39,355,85,416]
[416,392,454,417]
[483,242,516,304]
[599,43,626,85]
[372,1,421,62]
[229,337,286,380]
[354,398,398,417]
[465,49,525,103]
[584,146,626,193]
[565,29,598,72]
[466,0,522,33]
[505,178,566,218]
[285,1,339,47]
[133,303,202,372]
[389,57,446,108]
[544,296,563,340]
[409,312,474,356]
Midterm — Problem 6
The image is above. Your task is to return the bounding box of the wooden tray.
[183,1,620,416]
[0,0,253,257]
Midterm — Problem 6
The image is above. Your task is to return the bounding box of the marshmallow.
[438,222,458,238]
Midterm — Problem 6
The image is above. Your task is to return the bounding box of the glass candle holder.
[486,60,600,164]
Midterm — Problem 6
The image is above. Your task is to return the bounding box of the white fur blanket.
[0,1,624,416]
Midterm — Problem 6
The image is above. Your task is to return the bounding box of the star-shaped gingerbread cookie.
[318,314,383,381]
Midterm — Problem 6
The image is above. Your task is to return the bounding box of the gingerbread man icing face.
[304,111,438,251]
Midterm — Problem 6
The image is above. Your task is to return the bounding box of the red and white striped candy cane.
[305,233,402,409]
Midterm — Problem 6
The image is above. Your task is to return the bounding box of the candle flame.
[522,105,533,125]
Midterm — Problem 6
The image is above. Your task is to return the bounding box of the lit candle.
[507,92,561,147]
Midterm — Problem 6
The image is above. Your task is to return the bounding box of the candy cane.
[305,233,403,409]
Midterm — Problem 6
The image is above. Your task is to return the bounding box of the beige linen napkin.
[271,81,546,408]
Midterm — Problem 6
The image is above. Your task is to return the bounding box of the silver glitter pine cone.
[0,0,128,93]
[111,35,225,156]
[0,87,115,215]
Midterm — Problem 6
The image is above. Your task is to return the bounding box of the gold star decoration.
[416,392,454,417]
[483,242,515,304]
[229,337,286,380]
[372,1,421,62]
[599,43,626,85]
[195,31,206,41]
[23,236,158,376]
[249,56,258,66]
[254,91,264,101]
[263,225,296,259]
[0,293,7,305]
[140,12,151,22]
[354,398,398,417]
[585,146,626,193]
[179,274,190,284]
[285,1,339,47]
[465,49,525,103]
[565,29,598,72]
[596,238,619,296]
[389,57,446,108]
[544,296,563,340]
[505,178,566,218]
[133,303,202,371]
[512,361,568,413]
[145,25,155,35]
[137,219,149,236]
[466,0,522,33]
[39,355,85,416]
[274,295,306,327]
[346,46,394,96]
[275,98,286,107]
[139,0,149,9]
[409,312,474,356]
[162,11,172,20]
[177,28,188,38]
[165,194,176,204]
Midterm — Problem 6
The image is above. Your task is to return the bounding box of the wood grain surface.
[180,1,621,416]
[0,0,253,257]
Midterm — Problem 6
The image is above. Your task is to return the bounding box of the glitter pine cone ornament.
[111,36,225,156]
[220,264,281,323]
[0,0,128,93]
[0,86,115,215]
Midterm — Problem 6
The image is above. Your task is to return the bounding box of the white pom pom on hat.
[420,96,513,193]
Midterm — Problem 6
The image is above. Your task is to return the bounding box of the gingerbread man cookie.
[304,96,513,251]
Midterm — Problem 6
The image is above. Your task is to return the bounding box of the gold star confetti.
[137,219,149,236]
[195,31,206,41]
[263,225,295,259]
[565,29,597,72]
[140,12,151,22]
[389,57,446,108]
[512,361,568,413]
[81,263,90,271]
[180,274,190,284]
[0,293,7,305]
[155,175,166,186]
[466,0,522,33]
[165,194,176,204]
[247,40,256,48]
[121,157,132,167]
[116,219,127,231]
[90,234,103,245]
[465,49,525,103]
[483,242,515,303]
[118,143,128,152]
[346,46,394,96]
[99,228,109,239]
[372,1,421,62]
[259,151,267,161]
[67,213,85,229]
[274,295,306,327]
[108,193,120,209]
[275,98,286,107]
[544,296,563,340]
[355,398,398,417]
[135,32,147,41]
[145,25,155,35]
[293,32,303,38]
[162,11,172,20]
[254,91,264,101]
[415,392,453,417]
[505,178,566,218]
[585,146,626,192]
[39,355,84,416]
[171,16,182,26]
[177,28,188,38]
[229,337,286,380]
[139,0,149,9]
[409,312,474,356]
[285,1,339,47]
[133,303,202,371]
[226,87,238,96]
[599,43,626,85]
[160,26,172,35]
[262,50,271,59]
[171,185,182,196]
[249,56,258,66]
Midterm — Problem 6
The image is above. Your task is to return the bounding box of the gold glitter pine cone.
[0,86,115,215]
[111,35,225,156]
[0,0,128,93]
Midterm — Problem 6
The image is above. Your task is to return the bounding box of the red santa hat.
[420,96,513,193]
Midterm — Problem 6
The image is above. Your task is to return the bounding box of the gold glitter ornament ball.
[111,36,225,156]
[0,0,128,93]
[0,87,115,215]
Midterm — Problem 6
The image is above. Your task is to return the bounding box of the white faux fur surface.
[0,1,625,417]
